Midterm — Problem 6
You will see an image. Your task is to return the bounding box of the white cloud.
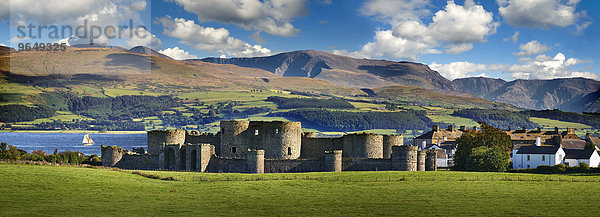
[7,0,148,45]
[0,43,6,46]
[158,16,271,57]
[430,61,487,80]
[348,0,498,61]
[126,28,162,50]
[576,21,592,34]
[250,31,266,44]
[159,47,198,60]
[0,0,9,21]
[129,1,147,12]
[513,40,550,56]
[503,31,519,42]
[172,0,307,37]
[319,0,333,5]
[506,52,595,79]
[497,0,583,28]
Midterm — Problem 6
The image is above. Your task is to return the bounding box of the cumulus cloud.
[504,31,519,42]
[7,0,148,45]
[497,0,584,28]
[159,47,198,60]
[513,40,550,56]
[430,61,487,80]
[344,0,498,61]
[126,28,162,50]
[158,16,271,57]
[172,0,307,37]
[506,52,595,79]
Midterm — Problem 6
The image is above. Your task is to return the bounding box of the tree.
[584,141,596,150]
[453,121,511,172]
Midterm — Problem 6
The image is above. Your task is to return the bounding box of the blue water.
[0,132,147,156]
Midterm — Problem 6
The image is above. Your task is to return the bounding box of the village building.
[512,138,600,169]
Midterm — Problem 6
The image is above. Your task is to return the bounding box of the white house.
[513,146,564,169]
[563,149,600,167]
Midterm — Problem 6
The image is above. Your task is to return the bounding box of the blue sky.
[1,0,599,81]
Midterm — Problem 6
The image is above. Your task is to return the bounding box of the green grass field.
[2,163,600,216]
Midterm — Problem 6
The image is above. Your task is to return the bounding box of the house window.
[287,147,292,155]
[542,155,545,161]
[527,155,530,161]
[255,129,259,136]
[275,129,279,134]
[232,147,237,153]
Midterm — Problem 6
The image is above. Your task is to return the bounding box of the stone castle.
[102,120,437,173]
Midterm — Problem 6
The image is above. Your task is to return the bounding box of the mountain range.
[453,77,600,112]
[1,45,598,112]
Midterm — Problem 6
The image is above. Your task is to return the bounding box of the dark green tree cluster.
[68,95,181,120]
[266,96,355,109]
[0,105,55,122]
[0,142,101,165]
[453,122,511,172]
[452,109,538,129]
[523,109,600,128]
[272,108,433,131]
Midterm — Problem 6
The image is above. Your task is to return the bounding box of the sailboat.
[82,134,95,146]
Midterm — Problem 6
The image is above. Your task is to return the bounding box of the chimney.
[522,126,526,131]
[554,127,559,134]
[586,133,591,140]
[508,126,511,131]
[537,127,541,132]
[567,127,575,134]
[432,125,439,132]
[536,137,541,146]
[459,126,466,131]
[448,125,454,132]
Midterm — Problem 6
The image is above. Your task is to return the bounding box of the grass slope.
[1,163,600,216]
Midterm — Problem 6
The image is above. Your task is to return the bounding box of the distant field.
[2,164,600,216]
[530,117,592,129]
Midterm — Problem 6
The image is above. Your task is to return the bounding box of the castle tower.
[101,145,125,167]
[417,150,426,171]
[383,134,404,159]
[392,145,418,171]
[220,120,250,158]
[246,149,265,173]
[248,121,302,159]
[343,133,383,159]
[324,150,342,172]
[425,149,437,171]
[147,129,185,155]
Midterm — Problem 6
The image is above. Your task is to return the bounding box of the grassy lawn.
[1,163,600,216]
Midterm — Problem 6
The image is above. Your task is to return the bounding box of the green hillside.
[2,163,600,216]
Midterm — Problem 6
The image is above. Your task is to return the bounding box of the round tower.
[324,150,342,172]
[393,145,418,171]
[383,134,404,159]
[246,149,265,173]
[254,121,302,159]
[425,149,438,171]
[417,150,426,171]
[147,129,185,155]
[343,133,383,159]
[220,120,250,158]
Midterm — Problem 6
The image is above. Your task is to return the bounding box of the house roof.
[560,139,586,149]
[516,146,561,155]
[415,129,463,140]
[564,149,595,159]
[588,136,600,146]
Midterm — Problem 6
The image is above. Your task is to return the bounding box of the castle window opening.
[527,155,530,161]
[287,147,292,155]
[232,147,237,153]
[275,129,279,134]
[255,129,259,136]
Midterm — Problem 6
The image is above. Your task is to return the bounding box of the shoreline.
[0,130,147,134]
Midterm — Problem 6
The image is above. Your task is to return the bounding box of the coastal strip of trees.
[451,109,538,129]
[266,96,355,109]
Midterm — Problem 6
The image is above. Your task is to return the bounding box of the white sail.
[82,134,94,145]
